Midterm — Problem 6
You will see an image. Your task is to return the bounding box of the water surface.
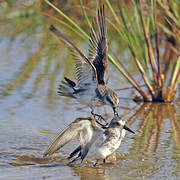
[0,1,180,179]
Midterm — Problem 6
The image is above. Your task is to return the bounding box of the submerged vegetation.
[1,0,179,103]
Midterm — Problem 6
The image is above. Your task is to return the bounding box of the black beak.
[123,125,135,134]
[113,107,119,117]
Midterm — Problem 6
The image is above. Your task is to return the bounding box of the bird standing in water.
[93,117,134,165]
[50,5,119,119]
[43,116,104,161]
[43,116,135,165]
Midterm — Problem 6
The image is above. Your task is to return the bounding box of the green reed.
[45,0,180,102]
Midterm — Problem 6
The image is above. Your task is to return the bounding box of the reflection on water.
[0,99,180,179]
[0,0,180,179]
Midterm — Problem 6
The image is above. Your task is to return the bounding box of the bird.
[49,5,119,120]
[43,116,105,162]
[43,116,135,165]
[93,117,135,166]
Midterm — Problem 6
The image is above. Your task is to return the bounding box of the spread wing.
[49,25,98,88]
[43,123,79,157]
[88,5,108,85]
[71,51,97,89]
[43,118,92,157]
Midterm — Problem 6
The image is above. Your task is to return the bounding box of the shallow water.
[0,1,180,179]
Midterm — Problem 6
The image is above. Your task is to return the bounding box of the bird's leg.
[95,119,108,129]
[103,159,106,164]
[91,110,108,127]
[113,107,119,117]
[91,111,104,121]
[93,160,99,167]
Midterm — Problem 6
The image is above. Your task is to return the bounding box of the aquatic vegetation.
[44,0,180,102]
[1,0,179,103]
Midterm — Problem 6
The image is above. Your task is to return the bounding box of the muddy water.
[1,1,180,179]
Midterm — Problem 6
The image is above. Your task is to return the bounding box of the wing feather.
[88,5,108,85]
[71,51,96,88]
[49,25,98,88]
[43,124,78,157]
[43,118,90,157]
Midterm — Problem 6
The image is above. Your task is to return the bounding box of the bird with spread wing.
[43,116,135,165]
[50,5,119,119]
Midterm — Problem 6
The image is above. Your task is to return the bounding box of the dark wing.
[67,145,81,159]
[64,77,76,88]
[88,5,108,85]
[49,25,98,88]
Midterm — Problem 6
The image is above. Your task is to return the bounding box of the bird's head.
[110,117,135,134]
[105,88,119,116]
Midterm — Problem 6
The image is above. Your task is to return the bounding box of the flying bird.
[49,5,119,119]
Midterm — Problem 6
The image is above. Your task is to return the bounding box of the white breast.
[95,128,125,159]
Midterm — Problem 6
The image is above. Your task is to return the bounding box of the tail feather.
[64,77,76,88]
[58,79,76,98]
[68,145,81,159]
